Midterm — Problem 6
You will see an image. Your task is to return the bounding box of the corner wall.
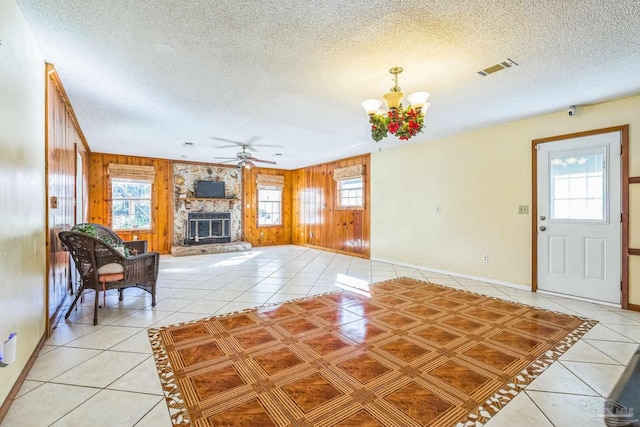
[0,0,47,407]
[88,153,172,253]
[242,167,293,246]
[371,95,640,304]
[292,154,371,257]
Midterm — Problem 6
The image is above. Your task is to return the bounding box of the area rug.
[148,277,597,427]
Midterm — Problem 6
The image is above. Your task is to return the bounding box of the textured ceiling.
[15,0,640,169]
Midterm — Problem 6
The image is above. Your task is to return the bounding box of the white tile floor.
[3,245,639,426]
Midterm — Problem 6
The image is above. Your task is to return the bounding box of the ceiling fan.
[213,144,277,169]
[210,136,281,152]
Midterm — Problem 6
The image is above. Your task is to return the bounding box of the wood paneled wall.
[46,67,86,329]
[88,153,369,256]
[292,154,371,257]
[88,154,172,254]
[242,168,293,246]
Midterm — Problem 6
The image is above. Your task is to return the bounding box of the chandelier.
[362,67,430,142]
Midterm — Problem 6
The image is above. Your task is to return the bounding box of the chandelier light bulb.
[407,91,430,110]
[362,99,383,116]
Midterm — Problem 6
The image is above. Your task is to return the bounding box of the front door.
[536,131,621,304]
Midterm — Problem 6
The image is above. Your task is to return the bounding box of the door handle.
[539,226,546,231]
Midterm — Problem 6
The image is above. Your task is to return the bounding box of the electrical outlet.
[436,205,441,214]
[518,205,529,214]
[482,254,488,263]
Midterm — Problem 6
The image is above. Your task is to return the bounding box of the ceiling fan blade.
[249,157,277,165]
[210,136,263,149]
[213,144,240,149]
[210,136,242,144]
[215,159,237,164]
[213,156,237,160]
[249,144,283,148]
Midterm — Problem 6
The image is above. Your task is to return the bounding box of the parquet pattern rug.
[148,277,597,426]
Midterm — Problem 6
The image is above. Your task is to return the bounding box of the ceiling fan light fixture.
[363,67,429,143]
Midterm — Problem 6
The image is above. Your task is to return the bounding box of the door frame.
[531,125,629,308]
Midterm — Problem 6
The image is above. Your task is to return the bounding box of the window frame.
[109,177,154,232]
[336,176,365,210]
[257,186,283,227]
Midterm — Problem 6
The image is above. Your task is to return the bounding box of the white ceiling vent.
[477,58,518,76]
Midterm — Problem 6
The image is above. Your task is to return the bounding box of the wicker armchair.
[73,222,148,255]
[59,230,159,325]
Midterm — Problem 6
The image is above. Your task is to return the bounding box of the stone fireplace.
[172,163,242,246]
[171,163,250,256]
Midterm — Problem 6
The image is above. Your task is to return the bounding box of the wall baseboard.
[369,256,530,291]
[299,244,369,259]
[629,303,640,312]
[0,332,47,424]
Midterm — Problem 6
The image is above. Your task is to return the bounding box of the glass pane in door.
[549,147,606,221]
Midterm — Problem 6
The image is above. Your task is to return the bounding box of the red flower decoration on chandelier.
[362,67,430,142]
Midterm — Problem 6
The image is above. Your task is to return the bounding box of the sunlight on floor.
[211,251,261,267]
[335,273,371,297]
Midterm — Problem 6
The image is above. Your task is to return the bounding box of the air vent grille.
[477,58,518,76]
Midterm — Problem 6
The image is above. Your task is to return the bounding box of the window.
[549,147,606,221]
[337,177,363,208]
[334,164,364,209]
[107,163,156,231]
[258,187,282,226]
[111,179,152,230]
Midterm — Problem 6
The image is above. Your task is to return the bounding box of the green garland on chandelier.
[369,106,424,142]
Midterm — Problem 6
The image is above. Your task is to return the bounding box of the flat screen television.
[195,181,225,198]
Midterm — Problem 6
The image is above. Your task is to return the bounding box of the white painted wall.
[0,0,46,405]
[371,95,640,304]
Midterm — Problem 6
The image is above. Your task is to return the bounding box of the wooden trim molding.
[629,303,640,313]
[629,248,640,256]
[299,243,370,259]
[531,140,539,292]
[629,177,640,184]
[46,64,90,153]
[621,125,630,309]
[531,125,630,309]
[0,333,47,424]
